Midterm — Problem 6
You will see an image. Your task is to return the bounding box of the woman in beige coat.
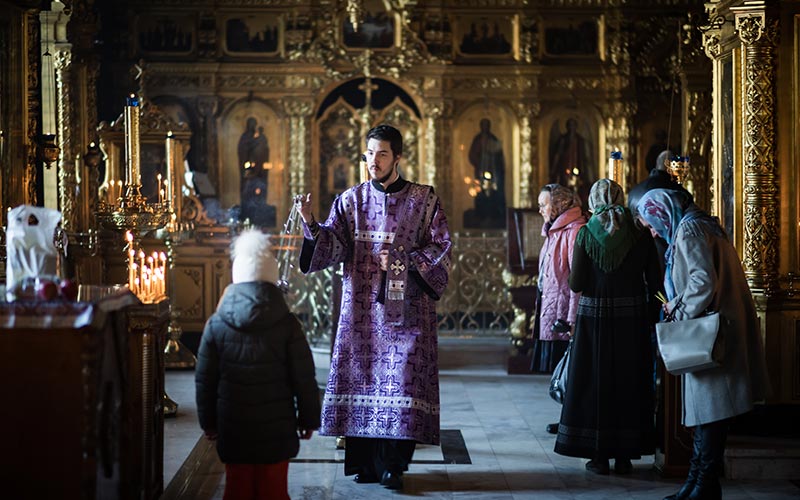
[636,189,769,500]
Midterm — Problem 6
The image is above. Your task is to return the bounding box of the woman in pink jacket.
[531,184,586,433]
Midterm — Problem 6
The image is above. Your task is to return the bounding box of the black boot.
[662,426,703,500]
[687,420,728,500]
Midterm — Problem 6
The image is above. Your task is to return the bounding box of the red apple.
[59,279,79,301]
[36,280,59,301]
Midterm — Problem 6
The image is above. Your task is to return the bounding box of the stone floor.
[162,337,800,499]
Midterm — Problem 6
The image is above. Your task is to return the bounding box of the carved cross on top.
[358,77,379,111]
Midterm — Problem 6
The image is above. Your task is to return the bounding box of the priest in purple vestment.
[295,124,452,490]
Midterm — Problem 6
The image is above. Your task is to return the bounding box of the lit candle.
[160,252,167,296]
[128,250,135,289]
[157,173,162,204]
[125,232,135,288]
[124,94,141,188]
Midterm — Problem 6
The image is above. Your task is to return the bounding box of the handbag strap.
[664,296,682,323]
[664,295,717,323]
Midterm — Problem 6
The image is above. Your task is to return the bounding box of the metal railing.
[274,231,513,347]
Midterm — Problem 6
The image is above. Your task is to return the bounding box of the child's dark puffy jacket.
[195,281,321,464]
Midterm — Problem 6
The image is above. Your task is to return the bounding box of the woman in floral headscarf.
[531,184,586,434]
[554,179,661,475]
[637,188,768,500]
[532,184,586,372]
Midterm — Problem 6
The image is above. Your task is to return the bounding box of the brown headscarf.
[542,183,582,220]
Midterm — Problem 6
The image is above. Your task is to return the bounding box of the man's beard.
[375,166,396,184]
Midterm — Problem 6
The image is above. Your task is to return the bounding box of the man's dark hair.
[367,124,403,158]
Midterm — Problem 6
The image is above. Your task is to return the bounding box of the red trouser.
[223,461,290,500]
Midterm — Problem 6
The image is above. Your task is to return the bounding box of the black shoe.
[663,479,697,500]
[585,459,610,475]
[546,423,559,434]
[614,458,633,474]
[353,472,379,484]
[380,470,404,490]
[686,480,721,500]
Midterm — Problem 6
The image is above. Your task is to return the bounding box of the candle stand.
[95,94,175,416]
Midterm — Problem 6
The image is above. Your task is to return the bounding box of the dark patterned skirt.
[554,294,656,460]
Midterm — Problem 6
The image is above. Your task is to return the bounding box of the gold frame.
[541,15,603,60]
[215,100,285,220]
[537,110,602,196]
[453,104,517,232]
[134,12,197,57]
[452,13,520,61]
[220,12,285,58]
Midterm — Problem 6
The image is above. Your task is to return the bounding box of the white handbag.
[656,304,723,375]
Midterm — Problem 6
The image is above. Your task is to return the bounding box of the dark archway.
[316,77,420,119]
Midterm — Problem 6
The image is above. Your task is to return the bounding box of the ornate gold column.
[733,5,779,293]
[423,102,442,189]
[67,0,100,232]
[515,102,539,207]
[25,10,41,207]
[427,99,453,210]
[55,48,78,231]
[282,99,314,197]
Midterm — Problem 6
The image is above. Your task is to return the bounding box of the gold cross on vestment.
[390,259,406,276]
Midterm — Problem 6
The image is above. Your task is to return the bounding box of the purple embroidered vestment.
[301,180,451,445]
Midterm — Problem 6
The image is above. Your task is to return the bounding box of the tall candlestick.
[124,94,141,188]
[608,150,623,184]
[165,131,175,211]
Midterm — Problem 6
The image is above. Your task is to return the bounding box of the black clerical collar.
[371,176,407,193]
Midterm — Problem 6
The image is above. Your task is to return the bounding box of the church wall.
[75,1,717,342]
[2,0,744,343]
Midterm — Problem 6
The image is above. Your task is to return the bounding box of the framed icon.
[222,13,283,57]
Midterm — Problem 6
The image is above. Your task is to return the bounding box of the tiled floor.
[163,338,800,499]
